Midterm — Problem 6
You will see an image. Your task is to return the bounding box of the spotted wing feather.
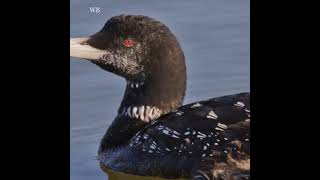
[120,92,250,178]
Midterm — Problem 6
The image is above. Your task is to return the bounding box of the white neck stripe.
[121,105,162,122]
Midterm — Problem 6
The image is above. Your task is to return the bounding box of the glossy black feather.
[99,92,250,179]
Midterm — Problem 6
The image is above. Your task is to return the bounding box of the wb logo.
[89,7,101,13]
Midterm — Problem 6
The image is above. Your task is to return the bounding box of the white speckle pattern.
[176,111,184,116]
[132,107,138,118]
[143,134,149,139]
[145,106,152,121]
[162,129,170,135]
[156,125,164,130]
[191,103,202,108]
[171,134,180,139]
[152,141,157,145]
[206,110,218,119]
[215,127,224,131]
[197,131,207,139]
[172,109,178,112]
[150,144,156,149]
[128,106,133,117]
[217,123,228,129]
[234,101,245,107]
[124,95,250,159]
[128,81,144,89]
[139,106,145,121]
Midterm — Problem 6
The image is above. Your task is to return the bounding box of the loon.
[70,15,250,180]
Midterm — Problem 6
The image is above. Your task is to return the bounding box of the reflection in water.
[100,164,187,180]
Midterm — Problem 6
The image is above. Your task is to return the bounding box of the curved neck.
[120,37,187,115]
[100,73,186,151]
[100,35,186,151]
[119,75,186,116]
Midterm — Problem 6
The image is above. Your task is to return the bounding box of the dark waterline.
[70,0,250,179]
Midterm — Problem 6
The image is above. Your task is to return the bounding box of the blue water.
[70,0,250,179]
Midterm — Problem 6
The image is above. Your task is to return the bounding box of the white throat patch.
[121,105,162,122]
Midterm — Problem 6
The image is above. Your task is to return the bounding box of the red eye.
[123,38,135,47]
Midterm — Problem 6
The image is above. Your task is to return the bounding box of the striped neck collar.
[120,105,162,122]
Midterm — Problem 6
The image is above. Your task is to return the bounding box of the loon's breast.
[98,92,250,179]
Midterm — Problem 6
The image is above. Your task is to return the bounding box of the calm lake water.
[70,0,250,180]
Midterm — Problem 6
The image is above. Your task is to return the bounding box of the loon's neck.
[99,75,186,151]
[100,37,187,151]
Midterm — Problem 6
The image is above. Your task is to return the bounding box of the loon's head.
[71,15,186,116]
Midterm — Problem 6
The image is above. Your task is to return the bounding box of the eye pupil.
[123,38,134,47]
